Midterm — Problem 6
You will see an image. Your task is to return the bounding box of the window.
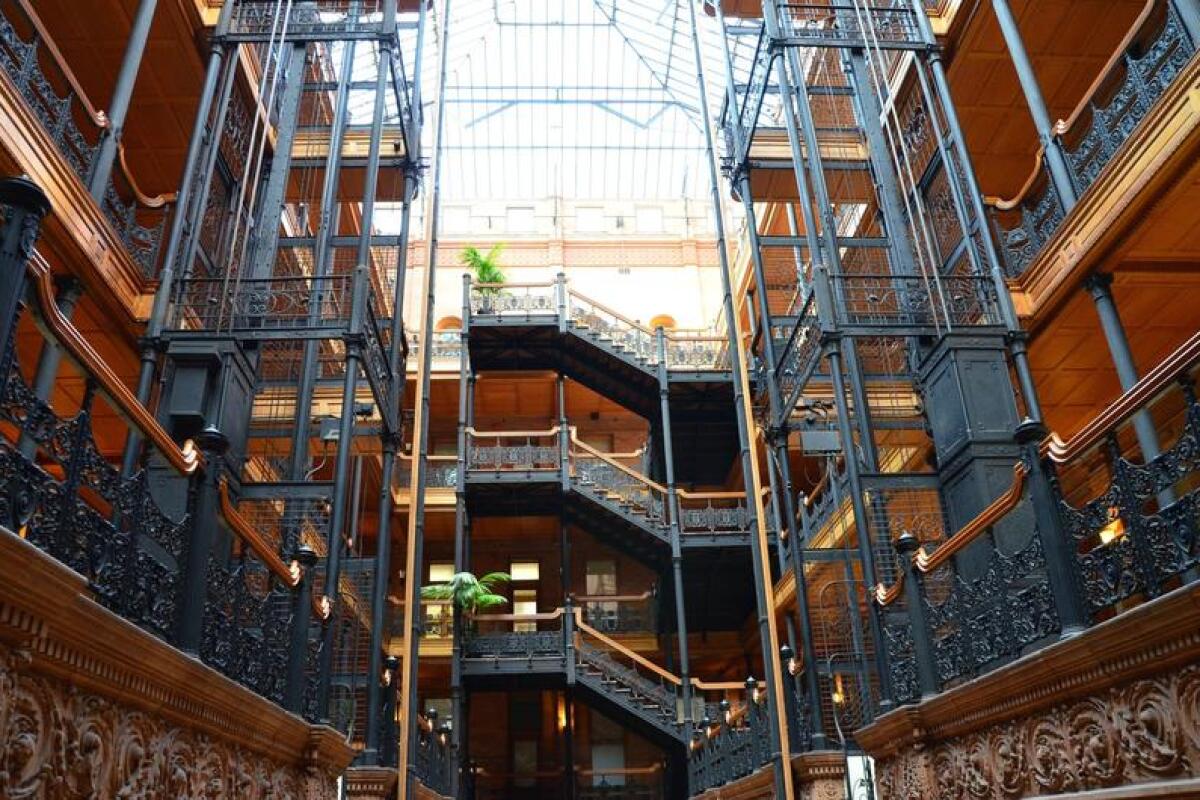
[510,561,540,582]
[576,206,605,233]
[513,589,538,632]
[428,563,454,583]
[635,205,664,234]
[506,205,535,232]
[590,712,626,787]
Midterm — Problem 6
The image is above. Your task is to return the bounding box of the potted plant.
[420,571,511,633]
[461,245,506,314]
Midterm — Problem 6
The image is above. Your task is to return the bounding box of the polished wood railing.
[27,252,199,474]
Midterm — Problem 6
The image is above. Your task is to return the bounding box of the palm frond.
[477,571,511,589]
[474,594,509,609]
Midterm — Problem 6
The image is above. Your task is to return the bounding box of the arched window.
[435,315,462,331]
[648,314,676,331]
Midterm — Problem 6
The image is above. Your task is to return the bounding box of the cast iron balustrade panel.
[412,724,451,796]
[725,23,772,169]
[774,291,821,429]
[0,2,168,277]
[1059,388,1200,616]
[777,3,928,50]
[992,0,1197,278]
[1064,1,1194,196]
[881,610,920,706]
[469,444,558,472]
[200,559,294,706]
[169,274,356,335]
[0,339,187,641]
[687,700,775,794]
[921,530,1061,687]
[224,1,387,41]
[463,630,564,660]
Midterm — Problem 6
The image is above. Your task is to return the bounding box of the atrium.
[0,0,1198,798]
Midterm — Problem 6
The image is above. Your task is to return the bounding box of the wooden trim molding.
[0,525,353,793]
[858,582,1200,798]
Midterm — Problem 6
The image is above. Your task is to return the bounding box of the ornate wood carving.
[874,662,1200,799]
[0,642,337,798]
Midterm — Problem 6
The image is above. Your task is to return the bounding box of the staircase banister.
[572,591,654,603]
[676,489,746,501]
[473,608,566,623]
[26,253,201,475]
[1043,329,1200,463]
[218,477,301,588]
[576,617,683,686]
[567,288,653,334]
[569,430,667,493]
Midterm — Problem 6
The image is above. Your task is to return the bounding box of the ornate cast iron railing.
[875,330,1200,703]
[829,272,1004,331]
[0,182,325,722]
[223,0,389,42]
[0,0,172,277]
[169,273,357,334]
[412,711,452,797]
[570,434,671,535]
[467,277,729,371]
[465,426,561,472]
[775,2,928,51]
[687,680,775,795]
[987,0,1197,277]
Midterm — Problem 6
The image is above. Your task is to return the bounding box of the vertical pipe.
[990,0,1078,207]
[1084,274,1164,462]
[365,436,398,761]
[88,0,160,201]
[316,353,362,720]
[398,0,447,793]
[684,3,793,796]
[451,274,471,797]
[655,329,692,722]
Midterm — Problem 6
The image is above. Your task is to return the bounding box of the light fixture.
[1098,506,1126,546]
[831,674,845,707]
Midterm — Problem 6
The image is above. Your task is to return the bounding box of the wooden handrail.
[471,280,555,289]
[14,0,106,126]
[313,593,332,621]
[1044,329,1200,463]
[569,430,668,494]
[117,144,177,208]
[691,680,749,691]
[27,254,200,474]
[218,478,300,588]
[465,425,561,438]
[576,765,663,777]
[573,591,653,603]
[874,462,1028,605]
[473,608,564,623]
[576,616,683,686]
[985,0,1159,213]
[678,490,746,501]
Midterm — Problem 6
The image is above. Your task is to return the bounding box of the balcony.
[988,0,1198,279]
[0,0,171,280]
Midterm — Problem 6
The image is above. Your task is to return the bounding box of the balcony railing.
[988,0,1197,277]
[412,711,452,796]
[0,0,171,277]
[576,591,657,635]
[687,680,775,794]
[0,185,330,721]
[467,277,730,372]
[874,329,1200,703]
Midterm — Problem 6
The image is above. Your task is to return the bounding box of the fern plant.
[420,571,510,620]
[461,245,506,298]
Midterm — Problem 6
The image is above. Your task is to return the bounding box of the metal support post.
[894,533,939,698]
[0,176,50,370]
[365,434,398,762]
[175,424,229,654]
[1084,274,1165,464]
[286,545,319,715]
[990,0,1078,208]
[88,0,159,201]
[655,328,692,722]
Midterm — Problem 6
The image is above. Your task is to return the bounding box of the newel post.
[286,544,319,715]
[895,532,939,699]
[176,424,229,655]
